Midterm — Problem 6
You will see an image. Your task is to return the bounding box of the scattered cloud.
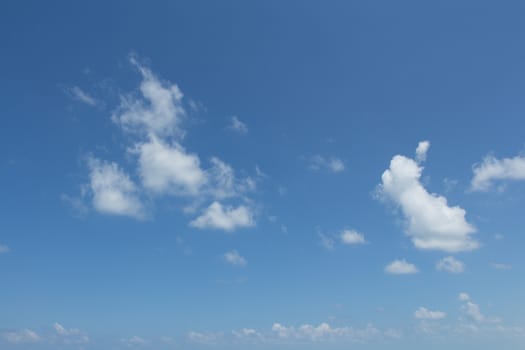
[309,155,345,173]
[340,229,366,245]
[3,329,41,344]
[378,141,478,252]
[471,153,525,191]
[491,262,512,270]
[0,244,10,254]
[271,322,386,342]
[385,259,419,274]
[436,256,465,273]
[187,331,223,345]
[223,250,247,266]
[133,136,206,196]
[190,202,255,231]
[87,157,145,219]
[414,307,446,320]
[229,116,248,134]
[415,140,430,163]
[65,86,98,106]
[52,322,89,344]
[458,292,470,302]
[121,335,146,346]
[318,231,335,250]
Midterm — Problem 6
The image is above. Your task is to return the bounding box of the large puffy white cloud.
[378,142,478,252]
[471,154,525,191]
[87,157,144,218]
[133,136,206,196]
[190,202,255,231]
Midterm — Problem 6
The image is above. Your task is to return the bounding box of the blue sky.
[1,1,525,349]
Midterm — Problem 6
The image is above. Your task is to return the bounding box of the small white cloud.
[121,335,146,346]
[188,331,223,345]
[3,329,41,344]
[112,56,185,138]
[190,202,255,232]
[224,250,247,266]
[318,232,335,250]
[229,116,248,134]
[87,157,145,219]
[378,141,478,252]
[340,229,366,245]
[491,262,512,270]
[53,322,89,344]
[133,136,206,196]
[414,307,446,320]
[436,256,465,273]
[309,155,345,173]
[66,86,98,106]
[385,259,419,274]
[271,322,381,342]
[0,244,10,253]
[207,157,256,199]
[471,154,525,191]
[415,141,430,162]
[462,301,485,322]
[458,293,470,301]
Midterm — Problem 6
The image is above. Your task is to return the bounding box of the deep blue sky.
[1,1,524,349]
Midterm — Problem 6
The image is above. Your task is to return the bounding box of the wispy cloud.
[223,250,247,266]
[228,116,248,134]
[436,256,465,273]
[65,86,98,106]
[309,155,345,173]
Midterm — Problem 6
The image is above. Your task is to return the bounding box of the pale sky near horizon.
[1,1,525,349]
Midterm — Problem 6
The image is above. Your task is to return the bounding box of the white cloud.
[340,229,366,245]
[471,154,525,191]
[309,155,345,173]
[224,250,247,266]
[232,328,264,342]
[190,202,255,232]
[121,335,146,346]
[133,136,206,196]
[207,157,256,199]
[66,86,98,106]
[436,256,465,273]
[458,292,470,301]
[188,331,223,345]
[3,329,41,344]
[87,157,145,218]
[52,323,89,344]
[0,244,10,253]
[385,259,419,274]
[491,262,512,270]
[229,116,248,134]
[378,142,478,252]
[415,141,430,162]
[462,301,485,322]
[414,307,446,320]
[112,56,185,138]
[271,322,381,342]
[318,232,335,250]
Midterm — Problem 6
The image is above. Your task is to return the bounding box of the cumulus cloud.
[378,142,478,252]
[385,259,419,274]
[190,202,254,231]
[229,116,248,134]
[436,256,465,273]
[3,329,41,344]
[133,136,206,196]
[66,86,98,106]
[223,250,247,266]
[0,244,10,253]
[309,155,345,173]
[414,307,446,320]
[112,56,185,138]
[471,154,525,191]
[340,229,366,245]
[415,141,430,162]
[87,157,145,218]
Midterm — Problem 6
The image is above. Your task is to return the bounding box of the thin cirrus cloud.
[223,250,247,266]
[378,141,478,253]
[385,259,419,274]
[229,116,248,134]
[436,256,465,274]
[65,85,98,106]
[75,55,257,231]
[309,155,345,173]
[470,153,525,191]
